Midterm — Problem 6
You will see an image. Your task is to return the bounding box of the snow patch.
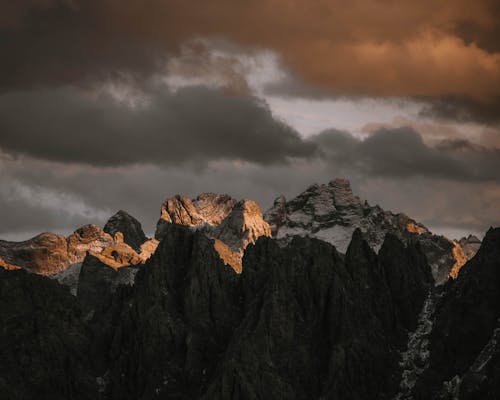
[394,292,437,400]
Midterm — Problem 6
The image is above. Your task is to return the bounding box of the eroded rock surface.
[155,193,271,272]
[1,220,498,399]
[265,178,476,284]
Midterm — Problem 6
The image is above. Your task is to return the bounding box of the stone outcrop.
[265,178,477,284]
[0,226,113,275]
[155,193,271,272]
[0,216,498,399]
[458,234,482,259]
[0,211,157,296]
[103,210,148,252]
[0,268,97,399]
[412,227,500,399]
[1,182,497,400]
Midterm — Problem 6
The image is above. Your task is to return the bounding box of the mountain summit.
[0,179,497,400]
[265,178,471,284]
[155,193,271,272]
[0,179,478,285]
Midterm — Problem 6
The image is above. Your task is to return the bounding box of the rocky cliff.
[1,182,496,400]
[0,222,438,399]
[411,227,500,399]
[0,217,498,399]
[155,193,271,272]
[0,225,113,275]
[0,210,157,297]
[265,178,476,284]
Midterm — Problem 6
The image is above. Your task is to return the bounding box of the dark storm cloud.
[454,1,500,53]
[1,85,498,180]
[2,0,499,125]
[0,86,317,166]
[312,127,500,182]
[418,97,500,125]
[0,1,168,90]
[0,193,94,237]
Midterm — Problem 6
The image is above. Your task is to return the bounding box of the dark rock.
[379,234,433,332]
[103,210,148,252]
[1,203,496,399]
[77,254,138,318]
[203,229,430,400]
[0,268,97,399]
[413,227,500,399]
[104,223,241,399]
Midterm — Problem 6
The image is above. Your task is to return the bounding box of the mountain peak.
[104,210,148,252]
[329,177,352,192]
[155,193,271,272]
[264,178,477,284]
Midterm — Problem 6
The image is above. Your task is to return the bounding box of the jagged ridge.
[265,178,476,284]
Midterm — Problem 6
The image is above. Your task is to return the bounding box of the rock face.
[0,268,97,399]
[77,254,139,317]
[1,215,499,399]
[265,178,475,284]
[411,227,500,399]
[0,184,478,284]
[155,193,271,272]
[103,210,148,252]
[202,229,433,400]
[0,225,113,275]
[458,234,482,259]
[0,211,157,305]
[0,223,434,400]
[1,183,497,400]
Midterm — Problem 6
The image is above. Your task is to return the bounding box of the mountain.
[0,211,158,295]
[155,193,271,272]
[265,178,475,284]
[411,227,500,399]
[0,224,114,275]
[1,179,496,399]
[458,234,482,259]
[0,180,478,285]
[0,222,435,399]
[103,210,149,252]
[4,220,498,399]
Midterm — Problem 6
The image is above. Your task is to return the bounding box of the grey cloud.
[0,85,317,166]
[0,1,167,91]
[0,186,105,238]
[266,70,500,126]
[313,127,500,182]
[418,96,500,125]
[1,154,499,241]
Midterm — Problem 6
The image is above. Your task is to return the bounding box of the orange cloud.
[3,0,500,105]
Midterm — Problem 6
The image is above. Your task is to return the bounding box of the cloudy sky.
[1,0,499,240]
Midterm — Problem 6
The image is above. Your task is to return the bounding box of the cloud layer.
[0,86,315,166]
[2,0,499,123]
[315,127,500,182]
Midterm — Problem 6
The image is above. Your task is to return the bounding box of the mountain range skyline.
[1,3,499,399]
[1,175,499,399]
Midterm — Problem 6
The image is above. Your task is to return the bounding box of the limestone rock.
[155,193,271,272]
[103,210,148,252]
[265,178,473,284]
[412,227,500,399]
